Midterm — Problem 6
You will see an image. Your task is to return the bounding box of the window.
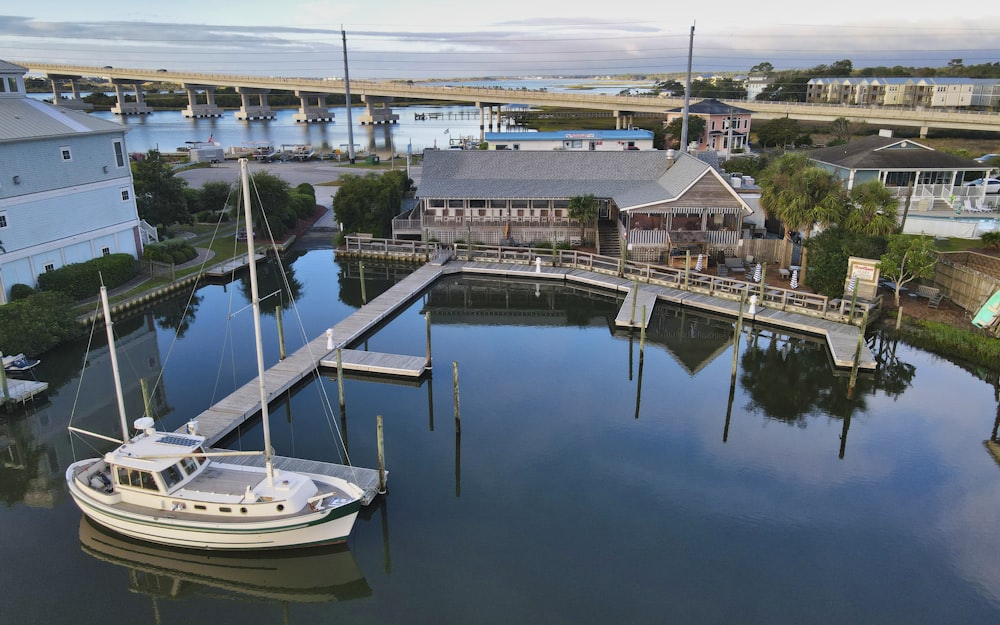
[0,213,7,229]
[60,146,72,161]
[161,465,183,488]
[102,247,111,256]
[120,188,130,201]
[113,140,125,168]
[44,263,55,272]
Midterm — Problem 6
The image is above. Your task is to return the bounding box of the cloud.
[2,14,999,79]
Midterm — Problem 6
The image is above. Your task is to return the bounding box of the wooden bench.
[914,285,943,308]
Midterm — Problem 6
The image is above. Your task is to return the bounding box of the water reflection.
[79,518,371,603]
[0,313,166,507]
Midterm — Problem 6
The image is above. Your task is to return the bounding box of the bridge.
[24,62,1000,138]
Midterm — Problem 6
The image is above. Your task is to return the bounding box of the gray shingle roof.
[418,150,720,210]
[0,97,127,143]
[807,135,987,170]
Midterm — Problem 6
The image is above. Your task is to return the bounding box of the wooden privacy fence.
[932,252,1000,313]
[715,238,792,267]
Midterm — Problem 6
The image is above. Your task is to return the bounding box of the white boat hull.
[66,462,360,551]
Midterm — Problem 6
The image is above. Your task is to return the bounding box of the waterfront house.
[484,129,654,151]
[0,60,150,303]
[807,132,993,225]
[664,98,752,157]
[392,149,752,263]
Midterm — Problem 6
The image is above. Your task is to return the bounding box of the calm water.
[1,245,999,624]
[31,77,645,156]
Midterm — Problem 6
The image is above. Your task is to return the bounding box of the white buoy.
[748,294,758,316]
[326,328,334,350]
[535,257,542,273]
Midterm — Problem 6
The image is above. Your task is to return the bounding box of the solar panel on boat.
[156,435,200,447]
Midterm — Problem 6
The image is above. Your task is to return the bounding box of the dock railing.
[345,237,875,325]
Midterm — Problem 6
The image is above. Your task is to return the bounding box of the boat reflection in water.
[79,518,371,603]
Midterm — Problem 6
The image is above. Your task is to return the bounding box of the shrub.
[37,254,137,299]
[9,284,34,301]
[142,240,197,264]
[981,231,1000,249]
[0,291,81,355]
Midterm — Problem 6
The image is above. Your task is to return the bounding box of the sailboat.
[65,158,365,550]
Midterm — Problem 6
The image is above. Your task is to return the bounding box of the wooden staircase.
[598,220,620,257]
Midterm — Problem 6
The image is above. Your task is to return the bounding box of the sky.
[2,2,1000,80]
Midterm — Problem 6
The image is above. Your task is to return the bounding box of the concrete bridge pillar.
[110,80,152,115]
[358,95,399,125]
[293,91,335,123]
[47,75,92,111]
[234,88,276,120]
[182,84,224,118]
[920,126,929,138]
[613,111,634,130]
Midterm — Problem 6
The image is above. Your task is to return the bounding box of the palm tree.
[568,194,599,244]
[843,181,899,236]
[759,152,848,279]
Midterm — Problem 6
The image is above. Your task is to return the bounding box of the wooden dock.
[181,250,878,503]
[205,252,266,277]
[445,260,877,370]
[615,287,658,328]
[4,379,48,405]
[319,349,427,377]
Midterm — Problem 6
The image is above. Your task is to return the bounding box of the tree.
[749,62,774,74]
[843,181,899,236]
[333,170,408,237]
[131,150,191,227]
[197,180,234,215]
[802,227,887,296]
[754,117,802,148]
[828,117,855,144]
[759,152,848,279]
[568,194,599,243]
[652,79,684,96]
[239,170,294,239]
[664,116,707,150]
[878,234,937,306]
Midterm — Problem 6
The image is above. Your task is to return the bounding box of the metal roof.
[0,97,127,143]
[418,150,739,211]
[484,129,654,141]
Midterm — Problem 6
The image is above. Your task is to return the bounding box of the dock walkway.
[182,250,876,500]
[445,260,876,370]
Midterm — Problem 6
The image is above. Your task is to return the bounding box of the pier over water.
[189,239,877,479]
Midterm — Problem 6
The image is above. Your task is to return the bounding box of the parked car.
[974,153,1000,163]
[962,178,1000,193]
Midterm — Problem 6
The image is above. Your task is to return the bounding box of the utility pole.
[341,27,356,164]
[680,23,695,153]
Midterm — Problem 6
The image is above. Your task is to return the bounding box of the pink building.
[664,98,752,157]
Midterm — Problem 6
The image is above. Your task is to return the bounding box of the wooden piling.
[359,262,367,304]
[336,348,345,411]
[140,377,153,418]
[0,353,9,406]
[276,305,287,360]
[630,277,639,325]
[452,361,461,432]
[377,415,387,494]
[425,312,432,369]
[847,309,868,398]
[731,291,746,386]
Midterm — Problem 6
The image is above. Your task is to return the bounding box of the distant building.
[805,76,1000,109]
[0,60,149,303]
[484,129,654,151]
[664,98,752,157]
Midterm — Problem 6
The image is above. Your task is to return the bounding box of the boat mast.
[240,158,275,483]
[100,285,131,442]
